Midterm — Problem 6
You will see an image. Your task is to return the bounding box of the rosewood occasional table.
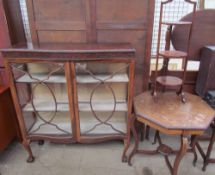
[128,92,215,175]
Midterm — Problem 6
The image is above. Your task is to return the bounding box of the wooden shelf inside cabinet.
[161,21,192,26]
[156,76,182,87]
[78,102,128,112]
[76,73,129,83]
[23,101,69,112]
[16,74,66,83]
[159,50,187,58]
[16,73,129,84]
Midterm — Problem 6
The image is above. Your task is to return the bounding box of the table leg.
[202,126,215,171]
[145,125,150,140]
[128,115,139,166]
[140,123,145,141]
[153,130,159,144]
[172,135,188,175]
[122,138,129,162]
[190,135,198,166]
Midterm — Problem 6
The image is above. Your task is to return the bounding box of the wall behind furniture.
[18,0,155,93]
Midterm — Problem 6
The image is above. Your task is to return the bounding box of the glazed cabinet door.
[7,61,75,140]
[72,61,133,141]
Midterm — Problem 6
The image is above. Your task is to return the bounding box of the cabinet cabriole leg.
[23,140,35,163]
[122,139,129,162]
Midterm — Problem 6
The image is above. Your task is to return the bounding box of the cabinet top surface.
[1,43,135,54]
[134,92,215,132]
[1,43,135,61]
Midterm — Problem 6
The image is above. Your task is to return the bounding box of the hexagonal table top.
[134,92,215,133]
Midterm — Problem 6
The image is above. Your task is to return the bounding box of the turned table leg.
[172,135,188,175]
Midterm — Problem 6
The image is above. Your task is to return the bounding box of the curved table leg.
[128,115,139,166]
[172,135,188,175]
[190,135,198,166]
[122,138,129,162]
[140,123,145,142]
[23,140,35,163]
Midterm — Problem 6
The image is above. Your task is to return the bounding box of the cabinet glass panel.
[10,62,72,136]
[75,62,129,135]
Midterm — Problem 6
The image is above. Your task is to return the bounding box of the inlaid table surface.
[128,92,215,175]
[134,92,215,133]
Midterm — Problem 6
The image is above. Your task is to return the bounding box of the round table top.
[134,92,215,135]
[172,9,215,60]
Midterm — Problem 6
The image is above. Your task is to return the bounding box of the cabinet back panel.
[38,31,87,43]
[26,0,155,92]
[96,0,148,22]
[33,0,86,21]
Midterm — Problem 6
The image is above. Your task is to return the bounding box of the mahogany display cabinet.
[1,43,135,162]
